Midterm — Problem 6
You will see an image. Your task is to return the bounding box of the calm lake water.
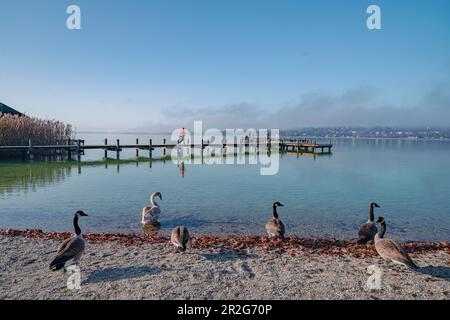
[1,133,449,242]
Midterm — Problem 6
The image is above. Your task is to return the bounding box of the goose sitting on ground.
[171,226,190,252]
[357,202,380,244]
[141,192,162,226]
[374,217,418,269]
[265,202,286,238]
[49,211,88,271]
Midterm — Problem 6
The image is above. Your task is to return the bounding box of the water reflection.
[142,221,161,235]
[0,162,73,196]
[0,149,327,195]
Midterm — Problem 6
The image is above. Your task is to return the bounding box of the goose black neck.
[73,215,81,235]
[378,222,386,238]
[272,206,279,219]
[369,204,375,222]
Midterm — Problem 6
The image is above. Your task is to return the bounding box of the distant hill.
[0,102,23,116]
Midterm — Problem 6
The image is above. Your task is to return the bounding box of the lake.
[0,133,449,242]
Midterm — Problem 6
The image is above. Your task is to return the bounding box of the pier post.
[135,138,139,159]
[67,138,72,160]
[116,139,120,160]
[245,135,249,154]
[201,138,204,163]
[104,139,108,160]
[149,139,153,159]
[256,134,260,153]
[28,139,33,160]
[163,138,166,156]
[76,140,81,161]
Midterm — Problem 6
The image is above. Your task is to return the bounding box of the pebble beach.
[1,229,449,300]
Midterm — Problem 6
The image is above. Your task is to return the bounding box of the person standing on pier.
[178,127,185,144]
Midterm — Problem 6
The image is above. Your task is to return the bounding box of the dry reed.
[0,114,72,146]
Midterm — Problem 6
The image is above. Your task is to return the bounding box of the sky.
[1,0,450,132]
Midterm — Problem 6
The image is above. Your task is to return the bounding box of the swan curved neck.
[74,215,81,235]
[151,195,159,207]
[368,204,375,222]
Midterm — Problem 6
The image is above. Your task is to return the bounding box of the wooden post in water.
[163,138,166,156]
[135,138,139,159]
[67,138,72,160]
[149,139,153,159]
[104,139,108,160]
[245,135,249,154]
[77,140,81,161]
[28,139,33,160]
[201,138,204,163]
[116,139,120,160]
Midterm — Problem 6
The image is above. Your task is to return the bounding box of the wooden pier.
[0,138,332,160]
[280,139,333,153]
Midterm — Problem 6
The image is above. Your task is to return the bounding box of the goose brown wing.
[358,223,378,243]
[171,227,182,246]
[182,227,190,246]
[376,239,417,268]
[49,237,85,271]
[56,237,73,254]
[266,218,285,238]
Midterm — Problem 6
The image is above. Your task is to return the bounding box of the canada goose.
[49,211,88,271]
[265,202,286,238]
[141,192,162,225]
[171,226,190,251]
[357,202,380,244]
[374,217,418,269]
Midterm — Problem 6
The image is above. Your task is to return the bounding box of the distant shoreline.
[75,131,450,142]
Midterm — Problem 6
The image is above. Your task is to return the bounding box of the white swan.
[141,192,162,225]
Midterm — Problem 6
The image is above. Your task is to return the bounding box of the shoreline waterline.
[1,228,448,257]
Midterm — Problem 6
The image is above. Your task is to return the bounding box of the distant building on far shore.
[0,102,24,117]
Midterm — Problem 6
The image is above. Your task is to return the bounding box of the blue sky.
[1,0,449,131]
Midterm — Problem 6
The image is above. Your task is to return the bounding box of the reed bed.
[0,114,72,146]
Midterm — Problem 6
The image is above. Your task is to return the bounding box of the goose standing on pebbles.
[265,202,286,238]
[171,226,190,252]
[49,211,88,271]
[357,202,380,244]
[141,192,162,226]
[374,217,418,269]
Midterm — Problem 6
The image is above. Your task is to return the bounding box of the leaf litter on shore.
[1,228,448,258]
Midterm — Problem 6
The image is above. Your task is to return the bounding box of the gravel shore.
[0,231,449,300]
